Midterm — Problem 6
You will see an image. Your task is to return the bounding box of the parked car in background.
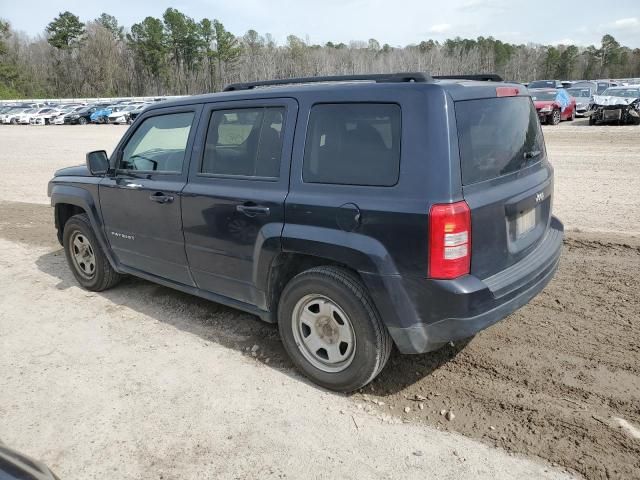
[53,106,86,125]
[30,108,63,125]
[595,80,618,94]
[588,85,640,125]
[91,105,118,123]
[528,79,563,89]
[64,106,99,125]
[530,88,576,124]
[566,86,594,116]
[107,105,138,124]
[1,107,30,124]
[127,103,150,123]
[18,108,44,124]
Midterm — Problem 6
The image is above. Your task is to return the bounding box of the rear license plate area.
[516,208,536,237]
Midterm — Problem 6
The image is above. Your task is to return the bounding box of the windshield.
[601,88,640,98]
[567,88,591,98]
[456,97,545,185]
[24,109,36,114]
[530,91,557,101]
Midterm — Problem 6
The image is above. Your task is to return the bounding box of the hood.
[592,95,638,106]
[533,100,557,109]
[54,164,90,177]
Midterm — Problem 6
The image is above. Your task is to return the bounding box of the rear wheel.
[63,214,121,291]
[278,266,392,392]
[78,117,87,125]
[568,109,575,121]
[550,109,561,125]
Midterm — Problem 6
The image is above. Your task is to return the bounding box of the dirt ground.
[0,121,639,479]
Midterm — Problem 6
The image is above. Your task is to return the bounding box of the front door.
[182,98,297,307]
[100,106,201,285]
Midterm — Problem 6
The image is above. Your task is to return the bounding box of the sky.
[2,0,640,48]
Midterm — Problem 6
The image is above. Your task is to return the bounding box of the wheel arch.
[50,184,118,270]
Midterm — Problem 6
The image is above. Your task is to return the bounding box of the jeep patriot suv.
[48,73,563,392]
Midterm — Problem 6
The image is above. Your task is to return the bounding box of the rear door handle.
[149,192,174,204]
[236,205,270,217]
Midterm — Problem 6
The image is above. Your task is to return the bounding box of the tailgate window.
[455,97,544,185]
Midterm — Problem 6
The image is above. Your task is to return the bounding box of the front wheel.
[589,115,597,126]
[63,213,121,291]
[78,117,87,125]
[550,109,561,125]
[278,266,392,392]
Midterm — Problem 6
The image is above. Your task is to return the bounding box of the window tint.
[120,112,194,173]
[201,107,285,178]
[303,103,401,186]
[455,97,544,185]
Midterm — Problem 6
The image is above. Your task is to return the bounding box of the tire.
[63,213,121,291]
[568,109,575,121]
[10,118,17,125]
[78,117,87,125]
[589,115,597,126]
[550,109,561,125]
[278,266,392,392]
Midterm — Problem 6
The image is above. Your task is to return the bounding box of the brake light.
[496,87,519,97]
[428,201,471,279]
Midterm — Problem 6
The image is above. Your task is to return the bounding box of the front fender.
[49,183,118,270]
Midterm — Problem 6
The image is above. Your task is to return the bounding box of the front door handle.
[149,192,174,204]
[236,204,270,217]
[123,182,142,189]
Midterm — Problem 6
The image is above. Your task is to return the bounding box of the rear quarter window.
[303,103,401,186]
[455,96,545,185]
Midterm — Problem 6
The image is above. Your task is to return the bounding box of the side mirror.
[86,150,109,176]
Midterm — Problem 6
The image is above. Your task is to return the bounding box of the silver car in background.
[566,87,594,117]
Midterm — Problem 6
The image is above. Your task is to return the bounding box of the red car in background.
[529,88,576,125]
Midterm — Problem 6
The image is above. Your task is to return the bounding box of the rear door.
[100,105,201,285]
[454,95,554,279]
[181,98,297,307]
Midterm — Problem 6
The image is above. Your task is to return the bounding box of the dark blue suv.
[48,73,563,392]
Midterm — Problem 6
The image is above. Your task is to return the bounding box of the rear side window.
[303,103,401,186]
[201,107,285,178]
[455,97,545,185]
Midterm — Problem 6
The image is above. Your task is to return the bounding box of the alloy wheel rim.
[70,231,96,279]
[291,294,356,373]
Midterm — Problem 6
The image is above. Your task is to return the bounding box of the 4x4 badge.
[535,192,545,203]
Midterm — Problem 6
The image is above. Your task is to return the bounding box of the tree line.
[0,9,639,99]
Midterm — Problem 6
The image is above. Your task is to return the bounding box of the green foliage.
[128,17,168,79]
[46,11,85,49]
[96,13,124,41]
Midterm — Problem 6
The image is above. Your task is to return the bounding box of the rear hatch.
[455,94,553,280]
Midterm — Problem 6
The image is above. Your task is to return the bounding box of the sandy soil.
[1,121,639,479]
[0,202,571,480]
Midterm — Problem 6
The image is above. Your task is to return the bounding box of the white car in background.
[19,107,58,125]
[107,104,137,124]
[29,108,63,125]
[2,107,30,124]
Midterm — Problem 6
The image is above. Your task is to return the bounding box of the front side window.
[120,112,194,173]
[303,103,401,186]
[201,107,285,178]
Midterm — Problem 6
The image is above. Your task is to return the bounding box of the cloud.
[428,24,453,34]
[459,0,506,10]
[602,17,640,31]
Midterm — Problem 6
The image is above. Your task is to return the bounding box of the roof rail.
[224,72,432,91]
[433,74,504,82]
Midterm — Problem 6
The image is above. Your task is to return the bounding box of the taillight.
[428,201,471,279]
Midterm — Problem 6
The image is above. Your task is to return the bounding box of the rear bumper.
[363,216,564,354]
